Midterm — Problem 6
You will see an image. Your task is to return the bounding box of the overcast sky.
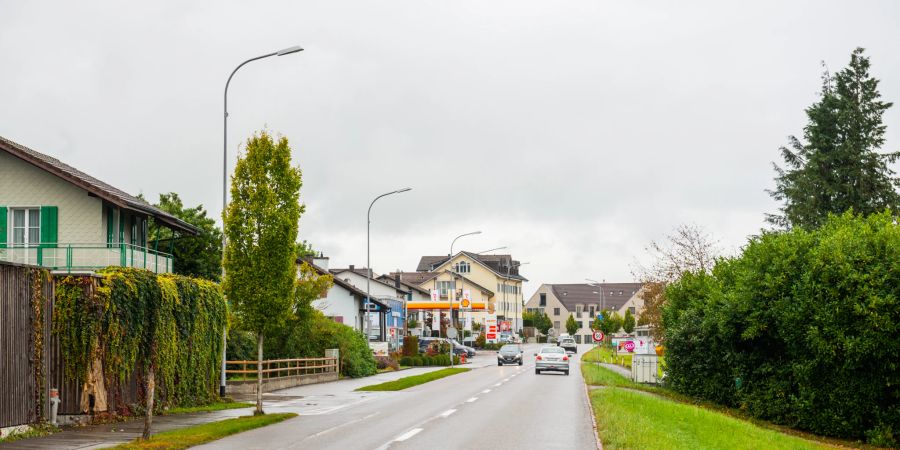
[2,1,898,297]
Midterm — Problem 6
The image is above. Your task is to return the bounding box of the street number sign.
[592,331,605,342]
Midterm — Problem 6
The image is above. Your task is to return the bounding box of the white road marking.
[439,409,457,418]
[395,428,423,442]
[466,397,478,403]
[303,412,380,440]
[481,389,491,394]
[494,383,502,387]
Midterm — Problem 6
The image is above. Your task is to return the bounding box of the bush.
[375,356,400,371]
[662,212,900,446]
[475,333,486,348]
[402,336,418,357]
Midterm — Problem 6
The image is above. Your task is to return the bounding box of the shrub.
[475,333,486,348]
[375,356,400,371]
[402,336,418,357]
[662,212,900,446]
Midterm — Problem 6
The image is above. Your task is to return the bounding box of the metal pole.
[449,230,481,257]
[220,46,303,397]
[365,188,411,341]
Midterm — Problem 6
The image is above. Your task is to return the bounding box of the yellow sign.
[461,298,471,308]
[488,303,496,314]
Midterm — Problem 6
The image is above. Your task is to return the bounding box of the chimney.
[394,272,401,288]
[349,264,355,272]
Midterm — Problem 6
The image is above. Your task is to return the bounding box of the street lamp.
[476,246,507,254]
[220,45,303,397]
[366,188,412,341]
[449,231,481,256]
[585,277,605,318]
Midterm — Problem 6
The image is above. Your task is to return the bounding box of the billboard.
[485,315,498,343]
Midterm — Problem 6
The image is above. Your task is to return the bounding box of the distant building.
[524,282,643,343]
[0,135,196,274]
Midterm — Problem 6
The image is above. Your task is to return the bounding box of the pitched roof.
[0,135,197,235]
[301,260,388,309]
[549,283,643,313]
[375,274,431,295]
[416,251,528,281]
[330,267,408,294]
[387,270,496,298]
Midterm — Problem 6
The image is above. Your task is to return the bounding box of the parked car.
[497,344,523,366]
[559,337,577,353]
[451,338,476,357]
[419,337,468,357]
[535,346,570,375]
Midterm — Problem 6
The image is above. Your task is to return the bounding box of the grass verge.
[112,413,296,450]
[356,368,470,391]
[589,388,830,450]
[164,401,253,415]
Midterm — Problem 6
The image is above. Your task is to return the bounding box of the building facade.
[524,282,643,343]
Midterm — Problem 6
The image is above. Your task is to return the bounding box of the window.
[454,261,470,273]
[11,208,40,246]
[629,306,636,314]
[619,290,624,295]
[553,307,560,316]
[576,305,583,318]
[554,321,560,330]
[437,280,456,296]
[539,293,546,307]
[589,306,595,317]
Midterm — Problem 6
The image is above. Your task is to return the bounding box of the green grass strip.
[163,401,253,415]
[112,413,296,450]
[356,368,470,391]
[589,388,829,450]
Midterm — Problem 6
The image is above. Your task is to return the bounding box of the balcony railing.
[0,243,174,274]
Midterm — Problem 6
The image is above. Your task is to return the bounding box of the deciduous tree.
[565,314,578,336]
[223,131,302,415]
[622,309,635,334]
[148,193,222,281]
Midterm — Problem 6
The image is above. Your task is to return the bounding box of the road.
[195,343,598,450]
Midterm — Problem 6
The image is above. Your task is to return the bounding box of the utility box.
[632,353,659,384]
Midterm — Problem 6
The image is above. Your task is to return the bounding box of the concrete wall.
[0,151,103,244]
[225,371,339,395]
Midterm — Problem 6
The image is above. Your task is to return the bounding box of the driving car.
[497,344,523,366]
[535,346,570,375]
[559,337,577,353]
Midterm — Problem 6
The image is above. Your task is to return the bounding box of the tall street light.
[366,188,412,341]
[585,277,605,317]
[220,45,303,397]
[450,231,481,256]
[476,246,507,254]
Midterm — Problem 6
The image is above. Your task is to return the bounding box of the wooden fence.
[225,357,338,381]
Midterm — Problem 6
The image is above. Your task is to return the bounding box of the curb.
[582,376,603,450]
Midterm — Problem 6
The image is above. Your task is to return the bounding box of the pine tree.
[768,48,900,229]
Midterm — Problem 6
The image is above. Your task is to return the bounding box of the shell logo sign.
[488,303,496,314]
[461,298,471,308]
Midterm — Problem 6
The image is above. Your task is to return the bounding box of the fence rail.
[0,243,174,274]
[225,357,338,380]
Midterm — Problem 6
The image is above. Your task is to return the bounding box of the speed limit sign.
[592,331,605,342]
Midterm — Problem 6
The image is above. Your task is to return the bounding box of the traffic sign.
[592,331,605,342]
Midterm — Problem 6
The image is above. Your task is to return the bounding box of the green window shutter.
[106,206,114,247]
[0,206,7,249]
[119,211,125,244]
[40,206,58,248]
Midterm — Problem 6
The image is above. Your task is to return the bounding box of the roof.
[330,267,409,294]
[0,135,198,235]
[301,260,388,309]
[548,283,643,312]
[416,251,528,281]
[375,274,431,296]
[390,270,495,298]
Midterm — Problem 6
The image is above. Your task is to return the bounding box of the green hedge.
[399,354,460,367]
[662,212,899,446]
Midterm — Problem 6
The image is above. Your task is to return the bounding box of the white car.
[535,346,570,375]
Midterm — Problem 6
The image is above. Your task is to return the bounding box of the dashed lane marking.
[482,389,491,394]
[395,428,423,442]
[439,409,457,418]
[466,397,478,403]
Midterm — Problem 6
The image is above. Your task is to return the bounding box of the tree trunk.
[142,366,155,440]
[255,332,264,415]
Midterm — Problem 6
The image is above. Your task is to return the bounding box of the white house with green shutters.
[0,135,197,273]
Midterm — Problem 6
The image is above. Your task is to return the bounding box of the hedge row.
[662,212,899,446]
[399,355,460,367]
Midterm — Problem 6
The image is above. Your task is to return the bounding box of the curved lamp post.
[449,231,481,256]
[220,45,303,397]
[366,188,412,340]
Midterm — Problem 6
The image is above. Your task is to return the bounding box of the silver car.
[535,346,570,375]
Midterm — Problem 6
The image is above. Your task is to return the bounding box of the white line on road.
[395,428,423,442]
[466,397,478,403]
[439,409,457,418]
[503,377,511,381]
[481,389,491,394]
[494,383,502,387]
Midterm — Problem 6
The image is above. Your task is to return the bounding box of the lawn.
[589,388,830,450]
[356,368,470,391]
[112,413,296,449]
[582,345,633,368]
[163,401,253,415]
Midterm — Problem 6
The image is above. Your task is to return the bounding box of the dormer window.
[455,261,471,273]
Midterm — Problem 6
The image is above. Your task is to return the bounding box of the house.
[389,269,496,337]
[0,135,197,273]
[301,255,390,338]
[414,251,528,332]
[524,282,643,343]
[329,265,411,343]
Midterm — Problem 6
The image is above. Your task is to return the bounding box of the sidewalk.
[1,354,495,449]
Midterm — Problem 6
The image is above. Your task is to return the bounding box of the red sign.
[500,321,511,332]
[592,331,605,342]
[624,341,636,352]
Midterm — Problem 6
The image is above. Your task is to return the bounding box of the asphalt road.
[195,343,597,450]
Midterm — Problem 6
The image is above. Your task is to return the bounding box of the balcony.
[0,243,174,274]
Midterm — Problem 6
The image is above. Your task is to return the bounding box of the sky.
[2,1,898,298]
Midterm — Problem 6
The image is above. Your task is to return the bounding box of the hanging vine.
[30,268,49,421]
[52,268,227,411]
